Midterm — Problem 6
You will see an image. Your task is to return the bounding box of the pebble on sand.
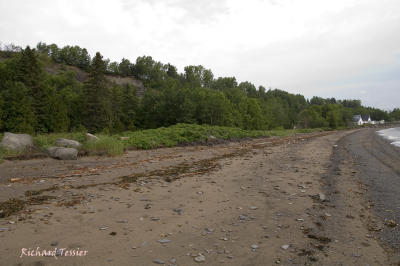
[158,239,171,244]
[153,258,165,264]
[281,244,290,250]
[173,208,184,215]
[194,254,206,262]
[318,193,326,202]
[251,244,259,250]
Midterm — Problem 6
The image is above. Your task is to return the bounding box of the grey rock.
[0,227,9,232]
[205,227,214,233]
[153,259,165,264]
[169,258,177,264]
[55,138,81,149]
[207,135,217,142]
[86,133,99,142]
[0,132,33,151]
[319,193,326,202]
[158,239,171,244]
[173,208,184,215]
[194,254,206,262]
[50,241,58,246]
[239,214,251,221]
[281,244,290,250]
[47,147,78,160]
[251,244,259,250]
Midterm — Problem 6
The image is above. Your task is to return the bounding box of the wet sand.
[338,127,400,263]
[0,129,396,265]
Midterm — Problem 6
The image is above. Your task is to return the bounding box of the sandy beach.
[0,129,398,265]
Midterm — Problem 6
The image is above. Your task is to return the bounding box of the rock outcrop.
[86,133,99,142]
[0,132,33,151]
[55,138,81,149]
[47,147,78,160]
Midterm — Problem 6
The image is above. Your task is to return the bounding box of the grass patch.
[81,135,124,156]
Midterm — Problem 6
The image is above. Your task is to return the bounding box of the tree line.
[0,42,398,134]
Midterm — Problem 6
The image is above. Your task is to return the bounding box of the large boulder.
[55,138,81,149]
[47,147,78,160]
[0,132,33,151]
[86,133,99,142]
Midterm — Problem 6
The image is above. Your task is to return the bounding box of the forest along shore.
[0,129,395,265]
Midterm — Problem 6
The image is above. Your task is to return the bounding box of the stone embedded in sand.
[169,258,177,264]
[205,227,214,233]
[158,239,171,244]
[318,193,326,202]
[173,208,184,215]
[153,258,165,264]
[194,254,206,262]
[281,244,290,250]
[251,244,259,250]
[239,214,250,221]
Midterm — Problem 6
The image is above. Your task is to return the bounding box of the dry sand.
[0,129,396,265]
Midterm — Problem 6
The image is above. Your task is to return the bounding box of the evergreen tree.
[120,84,139,130]
[83,52,111,132]
[1,82,36,133]
[14,46,50,132]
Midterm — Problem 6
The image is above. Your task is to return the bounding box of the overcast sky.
[1,0,399,110]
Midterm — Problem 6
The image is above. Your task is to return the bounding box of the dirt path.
[0,130,393,265]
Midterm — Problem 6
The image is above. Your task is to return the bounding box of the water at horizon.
[376,127,400,148]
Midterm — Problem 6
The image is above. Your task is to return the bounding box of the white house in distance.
[352,114,384,125]
[352,114,371,125]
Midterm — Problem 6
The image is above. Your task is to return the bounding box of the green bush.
[119,123,305,150]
